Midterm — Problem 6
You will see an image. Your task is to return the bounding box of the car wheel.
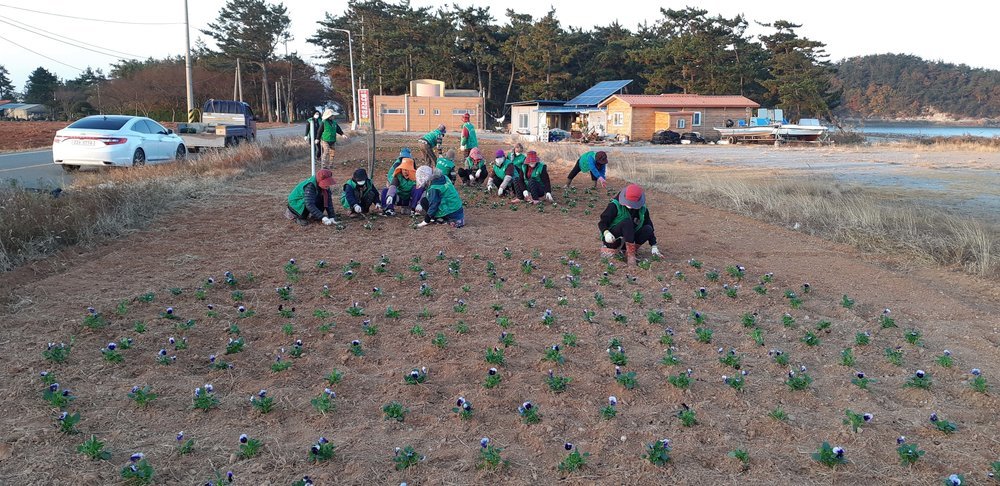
[132,148,146,167]
[61,164,80,172]
[175,144,186,161]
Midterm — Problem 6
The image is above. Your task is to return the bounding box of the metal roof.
[564,80,633,107]
[601,94,760,109]
[0,103,28,110]
[536,106,601,113]
[507,100,565,106]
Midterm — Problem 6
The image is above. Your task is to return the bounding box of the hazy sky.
[3,0,998,93]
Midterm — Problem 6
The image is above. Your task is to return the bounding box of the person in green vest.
[419,124,446,167]
[386,147,411,186]
[506,142,527,174]
[285,168,338,226]
[436,148,457,182]
[598,183,662,265]
[459,112,478,160]
[487,149,515,195]
[380,156,424,216]
[566,150,608,188]
[341,168,380,216]
[457,147,487,186]
[511,150,554,204]
[319,108,345,169]
[414,165,465,228]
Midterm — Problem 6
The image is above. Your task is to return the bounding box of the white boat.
[715,109,828,143]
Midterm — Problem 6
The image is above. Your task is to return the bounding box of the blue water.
[855,123,1000,139]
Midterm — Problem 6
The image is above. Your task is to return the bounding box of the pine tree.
[0,65,16,101]
[759,20,839,120]
[22,67,60,106]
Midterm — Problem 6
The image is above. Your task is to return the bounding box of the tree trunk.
[261,64,272,122]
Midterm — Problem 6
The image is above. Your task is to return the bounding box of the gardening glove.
[544,192,554,202]
[353,204,363,214]
[522,190,531,200]
[303,136,308,141]
[375,203,382,210]
[321,217,334,226]
[486,179,495,191]
[651,245,663,257]
[598,176,606,188]
[416,220,429,228]
[498,175,512,195]
[385,195,393,206]
[475,169,482,179]
[468,175,475,184]
[603,230,616,244]
[414,203,424,213]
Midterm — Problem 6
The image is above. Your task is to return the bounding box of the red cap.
[462,113,470,122]
[619,183,645,209]
[316,169,335,189]
[526,151,539,164]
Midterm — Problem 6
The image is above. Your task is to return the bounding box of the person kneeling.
[285,169,338,226]
[380,156,424,216]
[457,147,488,186]
[414,166,465,228]
[341,168,380,217]
[511,150,554,204]
[598,183,662,265]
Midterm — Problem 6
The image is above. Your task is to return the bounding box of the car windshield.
[68,117,130,130]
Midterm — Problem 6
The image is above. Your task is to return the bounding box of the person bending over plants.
[341,168,380,217]
[436,148,458,183]
[414,165,465,228]
[380,156,424,216]
[566,150,608,189]
[598,183,662,265]
[285,169,339,226]
[511,151,554,204]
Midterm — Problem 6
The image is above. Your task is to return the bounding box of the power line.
[0,34,82,71]
[0,3,183,25]
[0,16,143,59]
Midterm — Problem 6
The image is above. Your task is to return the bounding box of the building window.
[692,112,702,126]
[433,109,440,116]
[677,118,686,129]
[518,113,528,129]
[612,112,624,126]
[418,109,425,116]
[453,109,476,115]
[382,108,403,115]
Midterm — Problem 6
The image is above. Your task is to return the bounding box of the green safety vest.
[386,158,403,184]
[421,129,443,148]
[436,157,456,177]
[340,178,376,209]
[521,161,546,184]
[461,122,478,149]
[321,120,339,143]
[395,177,415,199]
[288,176,318,214]
[465,156,485,171]
[429,178,463,217]
[508,153,526,175]
[605,199,648,239]
[579,151,606,178]
[493,158,512,179]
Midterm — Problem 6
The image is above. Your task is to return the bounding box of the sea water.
[853,123,1000,139]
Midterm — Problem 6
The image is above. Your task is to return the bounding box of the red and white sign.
[358,89,370,122]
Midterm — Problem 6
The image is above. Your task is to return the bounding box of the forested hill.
[834,53,1000,120]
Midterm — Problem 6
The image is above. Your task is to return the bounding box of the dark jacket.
[305,117,323,139]
[512,163,552,194]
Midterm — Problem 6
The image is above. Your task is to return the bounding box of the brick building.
[373,79,484,133]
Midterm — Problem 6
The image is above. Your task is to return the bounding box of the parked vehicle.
[651,130,681,145]
[680,132,706,144]
[176,99,257,151]
[52,115,185,171]
[548,128,571,142]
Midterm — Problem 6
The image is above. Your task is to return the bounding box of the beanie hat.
[437,124,446,133]
[315,169,335,189]
[619,184,645,209]
[415,165,433,187]
[495,149,505,159]
[322,108,334,120]
[595,151,608,165]
[525,151,539,165]
[470,147,483,160]
[400,147,412,158]
[445,149,456,160]
[352,168,368,186]
[462,113,470,122]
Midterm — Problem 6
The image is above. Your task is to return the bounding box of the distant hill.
[833,53,1000,121]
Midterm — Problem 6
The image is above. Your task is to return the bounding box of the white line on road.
[0,163,51,172]
[0,149,51,158]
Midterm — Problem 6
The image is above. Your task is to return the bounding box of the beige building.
[599,94,760,141]
[373,79,484,133]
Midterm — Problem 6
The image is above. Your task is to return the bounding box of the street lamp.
[331,28,358,131]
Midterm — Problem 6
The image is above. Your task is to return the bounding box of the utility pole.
[184,0,195,123]
[332,28,358,131]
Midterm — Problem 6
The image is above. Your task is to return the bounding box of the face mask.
[495,158,504,165]
[356,180,366,186]
[313,114,319,119]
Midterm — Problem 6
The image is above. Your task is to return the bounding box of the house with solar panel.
[507,80,633,141]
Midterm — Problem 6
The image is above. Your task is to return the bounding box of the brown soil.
[0,121,289,151]
[0,135,997,485]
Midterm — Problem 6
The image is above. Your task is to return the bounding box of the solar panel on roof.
[564,80,632,107]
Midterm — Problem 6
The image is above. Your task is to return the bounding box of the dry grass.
[0,139,304,272]
[537,145,999,278]
[881,135,1000,152]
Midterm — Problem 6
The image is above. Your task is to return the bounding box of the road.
[0,125,302,189]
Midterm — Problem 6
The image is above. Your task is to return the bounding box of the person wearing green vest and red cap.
[285,168,339,226]
[319,108,345,169]
[414,165,465,228]
[457,147,487,186]
[419,124,446,167]
[459,112,478,160]
[511,150,554,204]
[598,183,662,265]
[341,168,380,216]
[566,150,608,188]
[436,148,458,182]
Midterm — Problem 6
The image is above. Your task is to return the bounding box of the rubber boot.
[625,242,638,266]
[600,245,619,259]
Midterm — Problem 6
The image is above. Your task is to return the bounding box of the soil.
[0,135,997,485]
[0,121,290,152]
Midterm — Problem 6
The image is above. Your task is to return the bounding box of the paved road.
[0,125,303,189]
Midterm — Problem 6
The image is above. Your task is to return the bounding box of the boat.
[715,109,828,144]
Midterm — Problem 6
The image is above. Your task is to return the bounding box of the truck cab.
[177,99,257,151]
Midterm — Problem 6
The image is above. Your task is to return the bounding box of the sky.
[3,0,999,93]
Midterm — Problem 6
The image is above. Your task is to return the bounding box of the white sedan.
[52,115,186,171]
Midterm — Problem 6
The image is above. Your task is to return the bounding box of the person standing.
[598,183,662,265]
[566,150,608,188]
[459,113,478,160]
[511,150,554,204]
[457,147,487,185]
[303,110,323,161]
[419,124,446,167]
[319,108,345,169]
[285,168,338,226]
[341,168,380,216]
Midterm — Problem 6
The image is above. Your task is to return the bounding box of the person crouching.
[341,168,380,217]
[511,150,554,204]
[598,183,662,265]
[458,147,487,186]
[285,168,338,226]
[380,156,424,216]
[414,165,465,228]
